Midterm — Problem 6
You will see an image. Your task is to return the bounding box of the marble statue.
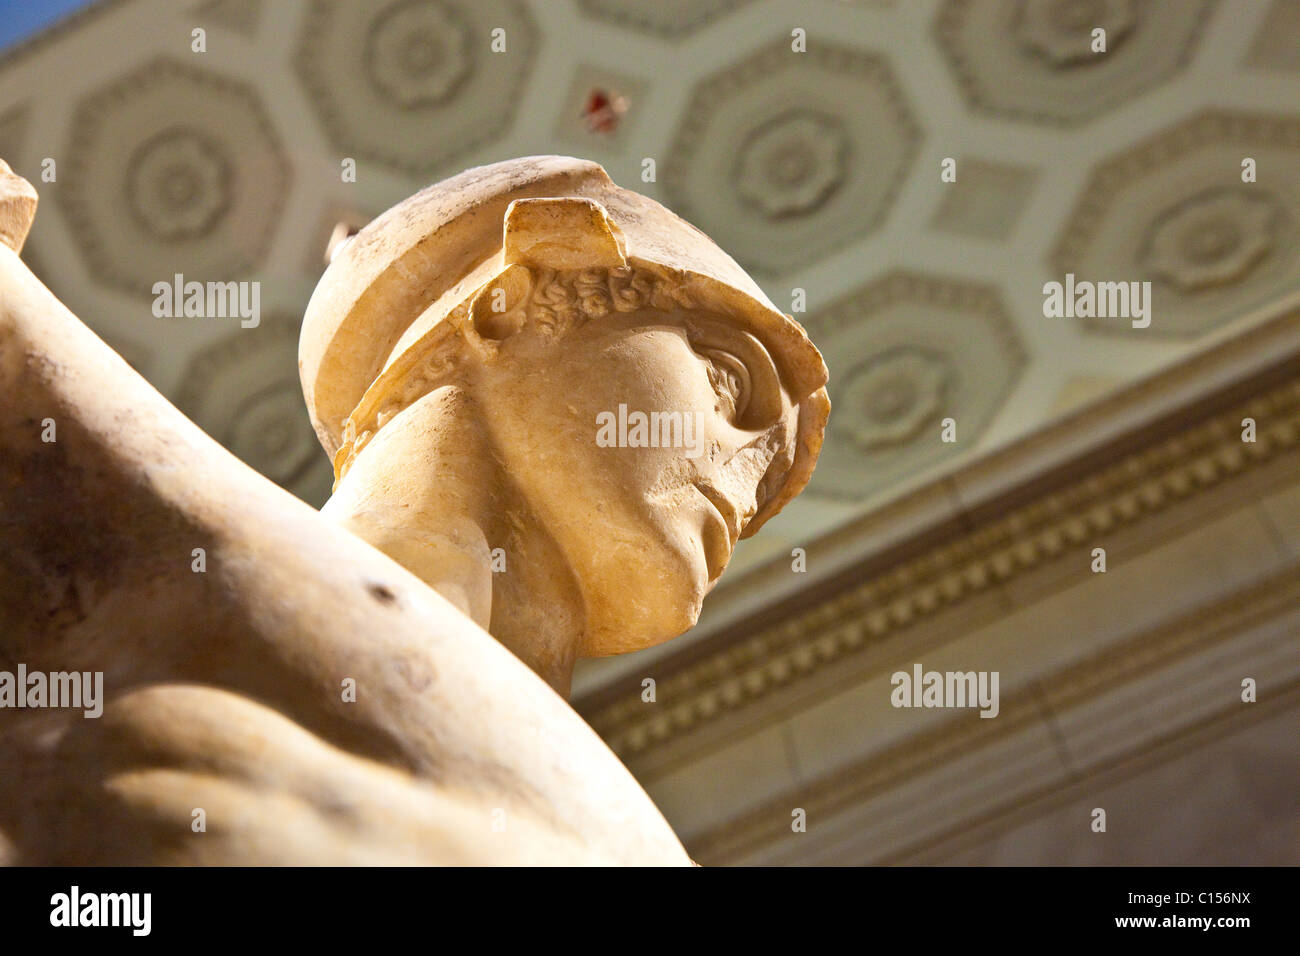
[0,155,828,865]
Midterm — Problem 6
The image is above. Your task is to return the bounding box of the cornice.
[688,559,1300,864]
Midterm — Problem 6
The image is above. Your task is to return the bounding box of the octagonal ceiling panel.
[935,0,1217,125]
[295,0,537,176]
[1052,110,1300,339]
[59,57,288,297]
[665,38,920,277]
[803,272,1026,502]
[176,314,335,506]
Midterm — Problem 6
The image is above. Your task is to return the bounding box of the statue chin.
[578,494,732,656]
[580,553,711,658]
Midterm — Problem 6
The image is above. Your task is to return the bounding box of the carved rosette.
[1015,0,1136,66]
[935,0,1215,124]
[666,40,919,275]
[229,381,323,486]
[59,58,287,296]
[840,349,952,452]
[296,0,536,175]
[1141,189,1278,293]
[804,272,1025,501]
[735,111,849,220]
[126,128,233,241]
[1053,111,1300,338]
[364,0,472,109]
[177,317,334,505]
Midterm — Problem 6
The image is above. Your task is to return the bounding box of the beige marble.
[0,160,34,255]
[0,156,828,864]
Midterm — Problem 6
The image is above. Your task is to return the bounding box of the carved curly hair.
[333,264,697,484]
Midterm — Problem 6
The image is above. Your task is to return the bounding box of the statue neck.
[321,386,584,696]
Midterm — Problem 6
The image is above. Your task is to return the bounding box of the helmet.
[300,155,829,535]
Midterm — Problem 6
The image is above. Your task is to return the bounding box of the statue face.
[475,309,799,656]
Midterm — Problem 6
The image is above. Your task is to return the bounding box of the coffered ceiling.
[1,0,1297,682]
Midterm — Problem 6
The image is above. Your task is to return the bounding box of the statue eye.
[700,348,751,422]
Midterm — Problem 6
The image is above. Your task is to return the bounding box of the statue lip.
[694,481,740,580]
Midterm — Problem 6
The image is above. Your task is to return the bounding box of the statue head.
[300,157,829,658]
